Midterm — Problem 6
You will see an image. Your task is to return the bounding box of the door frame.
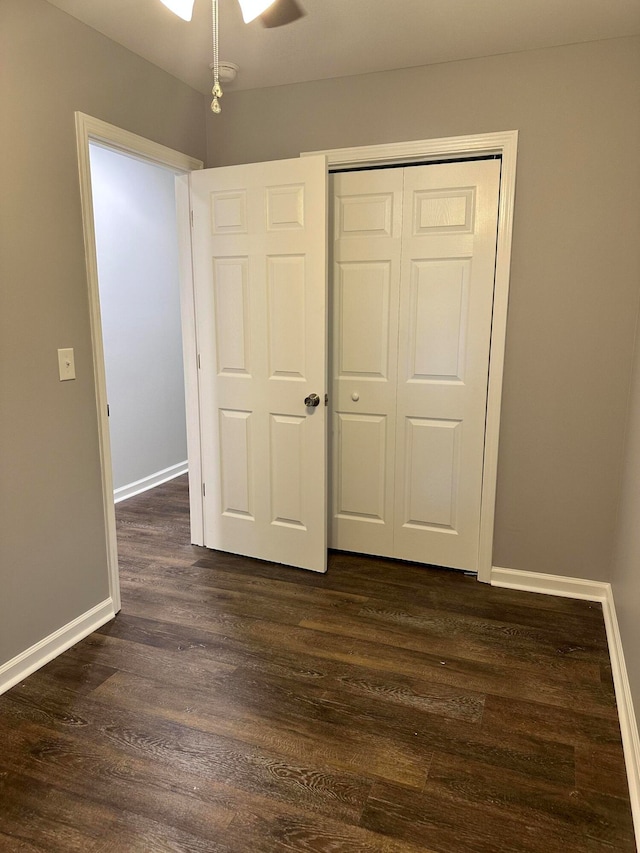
[303,130,518,583]
[75,112,204,611]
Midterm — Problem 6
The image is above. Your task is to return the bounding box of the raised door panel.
[213,257,250,376]
[412,188,475,234]
[408,259,470,383]
[266,184,305,231]
[334,413,387,523]
[269,414,306,529]
[402,417,461,531]
[210,190,247,234]
[219,409,253,519]
[267,255,306,381]
[337,192,394,238]
[336,261,391,379]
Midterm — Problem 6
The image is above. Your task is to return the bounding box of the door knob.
[304,393,320,408]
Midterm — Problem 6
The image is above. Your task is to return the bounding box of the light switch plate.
[58,347,76,381]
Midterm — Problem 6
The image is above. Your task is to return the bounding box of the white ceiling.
[46,0,640,94]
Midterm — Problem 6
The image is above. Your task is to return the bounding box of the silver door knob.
[304,393,320,408]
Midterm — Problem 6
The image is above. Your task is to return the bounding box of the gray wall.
[1,0,639,717]
[90,144,188,493]
[0,0,205,665]
[611,326,640,722]
[207,36,640,582]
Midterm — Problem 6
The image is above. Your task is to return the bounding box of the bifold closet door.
[330,169,403,558]
[330,159,500,573]
[394,160,500,571]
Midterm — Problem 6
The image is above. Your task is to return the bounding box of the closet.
[330,159,500,572]
[190,155,501,575]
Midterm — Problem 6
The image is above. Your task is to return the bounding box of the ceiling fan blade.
[237,0,274,23]
[159,0,195,21]
[259,0,305,28]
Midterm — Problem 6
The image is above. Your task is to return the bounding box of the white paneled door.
[331,160,500,572]
[190,156,328,573]
[331,168,404,557]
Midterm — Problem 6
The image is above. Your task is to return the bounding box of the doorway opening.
[76,112,203,612]
[88,143,189,506]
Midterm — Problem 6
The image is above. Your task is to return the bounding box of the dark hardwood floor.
[0,476,635,851]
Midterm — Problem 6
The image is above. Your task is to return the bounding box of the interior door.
[330,159,500,573]
[190,155,328,573]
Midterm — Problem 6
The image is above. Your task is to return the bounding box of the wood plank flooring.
[0,475,635,852]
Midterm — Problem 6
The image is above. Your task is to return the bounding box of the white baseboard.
[114,460,188,504]
[491,566,610,601]
[601,587,640,849]
[0,598,115,697]
[491,566,640,848]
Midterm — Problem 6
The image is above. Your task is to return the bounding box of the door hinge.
[197,353,201,369]
[202,482,206,497]
[107,403,110,417]
[190,210,194,228]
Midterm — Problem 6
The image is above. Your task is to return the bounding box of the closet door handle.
[304,393,320,408]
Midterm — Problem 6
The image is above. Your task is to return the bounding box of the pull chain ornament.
[211,79,222,115]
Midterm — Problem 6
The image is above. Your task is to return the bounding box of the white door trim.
[303,131,518,583]
[75,112,204,612]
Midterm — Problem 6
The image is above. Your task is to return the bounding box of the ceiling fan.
[159,0,305,27]
[160,0,305,112]
[255,0,305,29]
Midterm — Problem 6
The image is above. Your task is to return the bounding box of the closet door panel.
[330,160,500,573]
[394,160,500,571]
[330,169,403,557]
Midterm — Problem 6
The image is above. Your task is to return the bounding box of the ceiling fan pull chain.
[211,0,223,112]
